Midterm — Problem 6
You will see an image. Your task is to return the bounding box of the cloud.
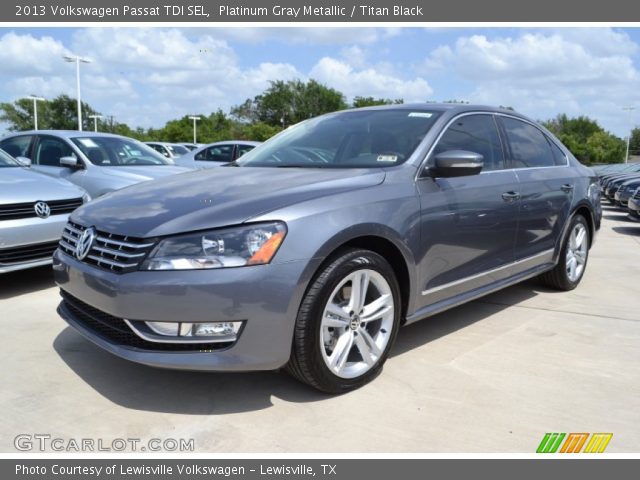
[421,29,640,134]
[311,57,433,102]
[207,27,399,45]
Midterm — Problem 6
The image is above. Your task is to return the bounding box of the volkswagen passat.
[0,148,89,274]
[53,105,601,393]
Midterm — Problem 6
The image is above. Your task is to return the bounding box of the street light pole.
[88,114,102,132]
[26,95,45,130]
[622,106,635,164]
[188,116,201,144]
[63,54,92,131]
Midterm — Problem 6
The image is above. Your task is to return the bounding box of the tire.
[286,248,401,393]
[539,215,590,291]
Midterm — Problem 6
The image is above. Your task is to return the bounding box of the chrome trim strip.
[421,248,554,296]
[123,319,237,345]
[95,236,154,249]
[86,254,130,269]
[58,239,76,251]
[92,245,146,259]
[65,225,83,235]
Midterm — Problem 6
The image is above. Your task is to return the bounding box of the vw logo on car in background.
[34,201,51,219]
[75,227,96,260]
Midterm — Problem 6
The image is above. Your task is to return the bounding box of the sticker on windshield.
[377,154,398,162]
[78,138,98,148]
[408,112,433,118]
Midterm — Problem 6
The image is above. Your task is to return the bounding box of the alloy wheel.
[565,223,588,282]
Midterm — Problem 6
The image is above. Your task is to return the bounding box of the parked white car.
[174,141,261,169]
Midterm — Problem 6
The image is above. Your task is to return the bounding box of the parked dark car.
[53,104,602,393]
[628,188,640,220]
[604,174,640,203]
[614,178,640,208]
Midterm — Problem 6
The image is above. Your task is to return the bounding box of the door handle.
[561,184,575,193]
[501,191,520,202]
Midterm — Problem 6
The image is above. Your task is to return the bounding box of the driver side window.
[34,137,74,167]
[432,114,505,171]
[196,145,233,162]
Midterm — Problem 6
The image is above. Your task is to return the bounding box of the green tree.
[542,114,625,165]
[0,94,100,131]
[351,96,403,108]
[232,79,347,127]
[629,127,640,156]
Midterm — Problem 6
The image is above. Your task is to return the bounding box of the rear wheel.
[539,215,590,291]
[286,249,401,393]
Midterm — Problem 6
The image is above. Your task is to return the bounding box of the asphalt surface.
[1,204,639,453]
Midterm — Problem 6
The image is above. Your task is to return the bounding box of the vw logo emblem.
[34,201,51,219]
[75,227,96,260]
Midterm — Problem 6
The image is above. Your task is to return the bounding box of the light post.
[188,116,201,144]
[622,106,635,164]
[88,114,102,132]
[63,54,91,131]
[26,95,45,130]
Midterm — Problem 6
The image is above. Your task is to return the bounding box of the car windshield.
[71,137,174,166]
[0,148,20,167]
[236,109,442,168]
[169,144,190,155]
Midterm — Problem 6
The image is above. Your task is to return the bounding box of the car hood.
[0,167,86,204]
[72,167,386,237]
[97,165,193,183]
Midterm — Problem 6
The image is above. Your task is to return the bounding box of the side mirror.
[15,156,31,167]
[429,150,484,178]
[60,156,81,169]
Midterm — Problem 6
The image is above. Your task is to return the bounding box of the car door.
[498,116,574,266]
[30,135,86,187]
[415,113,520,310]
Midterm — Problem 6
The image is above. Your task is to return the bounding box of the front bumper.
[0,214,68,274]
[53,249,317,371]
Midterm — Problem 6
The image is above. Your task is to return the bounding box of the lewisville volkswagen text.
[53,104,601,393]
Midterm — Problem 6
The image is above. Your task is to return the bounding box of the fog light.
[145,321,179,336]
[193,322,241,337]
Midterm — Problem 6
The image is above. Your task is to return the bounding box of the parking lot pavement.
[1,206,639,453]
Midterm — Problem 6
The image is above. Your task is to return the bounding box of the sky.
[1,26,639,136]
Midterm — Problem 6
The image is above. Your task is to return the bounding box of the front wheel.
[539,215,590,291]
[286,249,401,393]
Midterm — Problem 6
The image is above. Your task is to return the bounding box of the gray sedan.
[174,141,260,169]
[0,148,89,274]
[0,131,191,198]
[53,104,601,393]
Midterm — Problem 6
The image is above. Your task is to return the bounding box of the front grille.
[60,290,231,352]
[0,240,59,265]
[0,198,83,221]
[58,221,155,273]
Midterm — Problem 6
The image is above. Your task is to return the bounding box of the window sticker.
[377,154,398,162]
[78,138,98,148]
[408,112,433,118]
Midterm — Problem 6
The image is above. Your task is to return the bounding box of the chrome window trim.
[421,248,554,296]
[415,111,570,181]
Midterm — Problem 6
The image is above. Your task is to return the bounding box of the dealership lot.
[1,205,639,453]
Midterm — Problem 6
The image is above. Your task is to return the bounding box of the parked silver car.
[145,142,190,159]
[174,141,260,169]
[0,148,89,274]
[0,131,191,198]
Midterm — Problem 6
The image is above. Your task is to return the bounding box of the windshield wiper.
[224,161,240,167]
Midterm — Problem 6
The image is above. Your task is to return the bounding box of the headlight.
[140,222,286,271]
[82,192,92,203]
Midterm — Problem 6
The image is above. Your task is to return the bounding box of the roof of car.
[2,130,125,139]
[352,102,526,116]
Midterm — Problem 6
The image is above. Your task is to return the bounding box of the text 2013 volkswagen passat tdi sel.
[53,105,601,393]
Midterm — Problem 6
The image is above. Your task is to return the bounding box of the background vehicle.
[0,131,191,198]
[174,141,261,169]
[0,147,89,274]
[628,188,640,220]
[145,142,190,159]
[54,104,601,393]
[614,178,640,208]
[176,143,202,151]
